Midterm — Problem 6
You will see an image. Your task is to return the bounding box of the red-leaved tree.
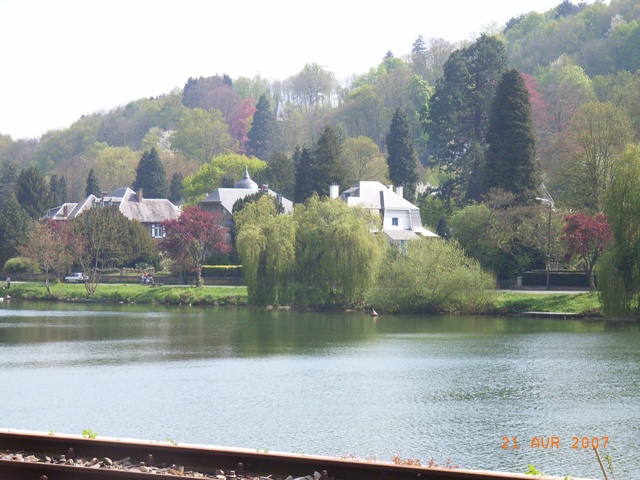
[562,212,612,290]
[160,207,231,287]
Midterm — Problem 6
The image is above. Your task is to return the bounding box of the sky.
[1,0,574,140]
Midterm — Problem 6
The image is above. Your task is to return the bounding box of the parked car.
[64,272,86,283]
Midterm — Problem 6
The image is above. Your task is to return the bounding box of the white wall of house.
[382,209,412,230]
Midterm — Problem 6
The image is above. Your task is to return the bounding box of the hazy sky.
[1,0,575,140]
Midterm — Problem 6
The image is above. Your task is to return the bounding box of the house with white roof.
[45,187,181,239]
[198,168,293,225]
[331,181,437,245]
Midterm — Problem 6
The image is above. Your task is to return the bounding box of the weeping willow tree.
[598,145,640,317]
[235,196,295,305]
[291,195,385,308]
[235,194,384,308]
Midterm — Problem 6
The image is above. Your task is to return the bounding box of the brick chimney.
[137,188,143,202]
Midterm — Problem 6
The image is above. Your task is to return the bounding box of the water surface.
[0,301,637,479]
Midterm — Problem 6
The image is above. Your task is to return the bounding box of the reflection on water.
[0,300,638,479]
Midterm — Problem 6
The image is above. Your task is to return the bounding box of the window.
[151,224,165,238]
[392,217,399,226]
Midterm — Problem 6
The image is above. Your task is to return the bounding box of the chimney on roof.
[329,184,339,199]
[261,184,269,191]
[138,188,143,202]
[62,205,68,217]
[396,186,404,198]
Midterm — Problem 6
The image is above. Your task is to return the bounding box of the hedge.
[523,270,591,288]
[201,265,243,278]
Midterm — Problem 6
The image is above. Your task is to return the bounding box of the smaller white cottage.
[331,181,438,245]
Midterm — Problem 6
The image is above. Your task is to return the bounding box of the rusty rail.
[0,430,558,480]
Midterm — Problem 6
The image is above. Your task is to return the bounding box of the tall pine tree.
[85,168,101,197]
[427,34,507,204]
[0,195,32,266]
[133,147,169,199]
[294,146,315,204]
[246,94,276,160]
[15,166,50,218]
[386,108,419,201]
[484,69,539,204]
[169,172,184,204]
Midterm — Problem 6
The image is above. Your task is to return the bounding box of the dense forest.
[0,0,636,202]
[3,0,640,312]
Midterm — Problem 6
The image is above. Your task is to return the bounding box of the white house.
[331,181,438,245]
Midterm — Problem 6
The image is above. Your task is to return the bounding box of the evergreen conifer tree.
[169,172,184,204]
[246,94,276,160]
[85,169,101,197]
[0,195,32,266]
[484,69,539,204]
[133,147,169,198]
[49,174,68,206]
[386,108,419,201]
[315,125,346,190]
[15,166,50,218]
[294,146,315,204]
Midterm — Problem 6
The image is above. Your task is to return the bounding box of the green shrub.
[201,265,243,278]
[4,257,40,273]
[367,239,496,314]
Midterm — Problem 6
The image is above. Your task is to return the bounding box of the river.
[0,301,638,479]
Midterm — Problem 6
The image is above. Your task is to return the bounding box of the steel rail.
[0,430,559,480]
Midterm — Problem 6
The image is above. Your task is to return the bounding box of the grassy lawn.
[7,282,247,306]
[5,282,603,315]
[490,291,601,316]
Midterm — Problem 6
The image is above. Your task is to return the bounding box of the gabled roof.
[198,169,293,215]
[341,181,417,210]
[338,181,438,238]
[45,188,181,224]
[200,188,293,215]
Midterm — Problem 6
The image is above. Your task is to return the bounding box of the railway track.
[0,430,560,480]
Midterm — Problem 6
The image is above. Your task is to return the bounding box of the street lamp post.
[536,197,554,290]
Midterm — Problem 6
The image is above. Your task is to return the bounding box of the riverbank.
[4,283,247,306]
[2,282,602,315]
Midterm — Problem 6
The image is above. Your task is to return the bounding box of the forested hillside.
[0,0,637,207]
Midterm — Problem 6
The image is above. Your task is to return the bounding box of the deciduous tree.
[562,212,612,290]
[160,207,231,287]
[340,136,389,185]
[554,102,633,212]
[170,108,236,164]
[20,220,76,295]
[71,206,143,294]
[181,154,267,202]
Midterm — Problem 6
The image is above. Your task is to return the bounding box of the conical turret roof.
[234,167,259,189]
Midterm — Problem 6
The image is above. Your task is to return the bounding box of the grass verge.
[490,291,601,316]
[6,283,247,306]
[5,282,602,315]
